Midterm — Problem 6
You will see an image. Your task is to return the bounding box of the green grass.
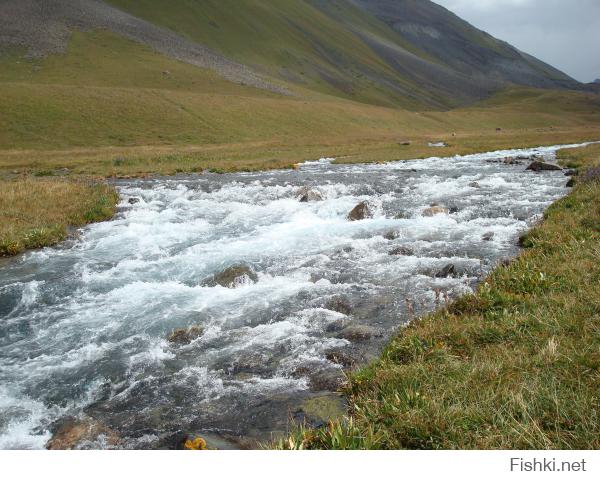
[0,178,118,256]
[277,143,600,450]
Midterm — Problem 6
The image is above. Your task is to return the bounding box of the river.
[0,143,589,449]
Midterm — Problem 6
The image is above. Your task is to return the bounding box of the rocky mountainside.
[0,0,581,109]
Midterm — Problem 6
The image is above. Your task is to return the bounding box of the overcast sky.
[433,0,600,83]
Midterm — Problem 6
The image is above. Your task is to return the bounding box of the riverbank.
[278,142,600,449]
[0,177,117,256]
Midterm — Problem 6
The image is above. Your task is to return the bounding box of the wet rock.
[324,297,352,316]
[297,186,324,203]
[449,206,459,214]
[468,181,481,188]
[325,318,348,333]
[435,264,457,278]
[336,324,379,342]
[383,230,399,241]
[325,348,358,368]
[527,161,562,172]
[564,169,578,177]
[168,326,204,345]
[389,246,414,256]
[206,264,258,288]
[298,395,346,425]
[566,178,576,188]
[347,201,373,221]
[47,417,120,450]
[482,232,495,241]
[128,197,141,205]
[309,370,347,392]
[422,206,449,217]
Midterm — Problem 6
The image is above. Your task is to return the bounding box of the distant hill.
[0,0,580,109]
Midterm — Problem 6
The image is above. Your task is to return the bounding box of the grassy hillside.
[106,0,578,109]
[106,0,440,108]
[279,143,600,449]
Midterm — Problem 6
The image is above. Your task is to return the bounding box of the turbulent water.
[0,143,589,449]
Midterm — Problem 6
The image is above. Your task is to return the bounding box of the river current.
[0,143,589,449]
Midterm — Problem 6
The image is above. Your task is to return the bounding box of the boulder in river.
[383,230,399,240]
[389,246,414,256]
[468,181,481,188]
[336,324,380,342]
[326,348,358,368]
[482,232,495,241]
[297,186,324,203]
[347,201,373,221]
[168,326,204,345]
[566,178,576,188]
[422,206,449,217]
[309,370,347,392]
[527,161,562,172]
[435,264,457,278]
[128,197,141,205]
[324,297,353,316]
[206,264,258,288]
[47,417,120,450]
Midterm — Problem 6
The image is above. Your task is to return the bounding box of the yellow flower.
[184,437,208,450]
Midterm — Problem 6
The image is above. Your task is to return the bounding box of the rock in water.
[325,297,353,315]
[297,186,324,202]
[168,326,204,345]
[206,264,258,288]
[47,417,120,450]
[436,264,457,278]
[482,232,495,241]
[422,206,449,217]
[566,178,576,188]
[336,324,380,342]
[347,201,373,221]
[389,246,414,256]
[527,161,562,172]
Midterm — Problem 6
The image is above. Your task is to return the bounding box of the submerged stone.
[527,161,562,172]
[46,417,120,450]
[297,186,324,202]
[347,201,373,221]
[168,326,204,345]
[422,206,449,217]
[206,264,258,288]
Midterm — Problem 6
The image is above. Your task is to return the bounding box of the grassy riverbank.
[0,178,118,256]
[278,143,600,450]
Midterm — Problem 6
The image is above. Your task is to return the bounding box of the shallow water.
[0,143,590,449]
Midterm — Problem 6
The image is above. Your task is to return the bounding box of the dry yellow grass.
[0,177,117,256]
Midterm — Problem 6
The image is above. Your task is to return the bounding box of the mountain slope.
[106,0,579,108]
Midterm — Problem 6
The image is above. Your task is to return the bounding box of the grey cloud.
[434,0,600,82]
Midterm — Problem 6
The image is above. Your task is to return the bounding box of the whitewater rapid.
[0,143,589,449]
